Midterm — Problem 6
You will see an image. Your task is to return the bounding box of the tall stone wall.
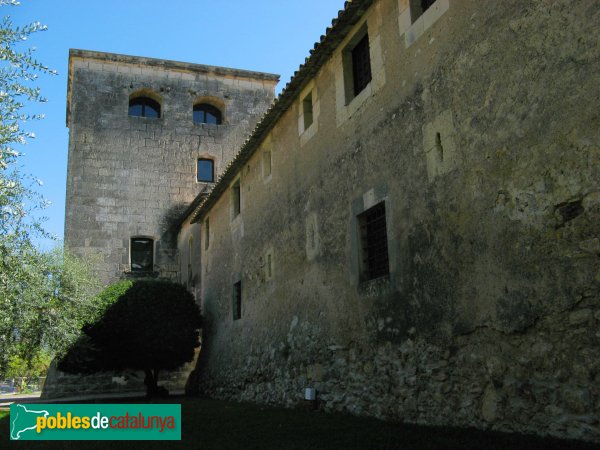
[189,0,600,442]
[65,50,277,284]
[54,52,277,398]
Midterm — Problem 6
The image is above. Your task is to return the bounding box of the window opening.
[358,202,389,280]
[193,103,222,125]
[263,150,272,178]
[233,281,242,320]
[232,179,241,217]
[197,158,215,183]
[129,97,161,118]
[302,93,313,130]
[352,34,372,96]
[204,218,210,250]
[131,238,153,272]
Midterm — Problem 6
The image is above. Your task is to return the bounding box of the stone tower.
[65,50,278,284]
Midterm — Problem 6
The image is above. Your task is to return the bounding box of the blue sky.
[9,0,345,249]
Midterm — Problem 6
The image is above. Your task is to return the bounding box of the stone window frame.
[187,235,194,287]
[193,103,223,125]
[351,186,395,288]
[399,0,450,48]
[298,80,319,146]
[204,217,210,251]
[128,89,162,119]
[262,148,272,182]
[335,6,385,127]
[231,177,242,220]
[341,24,372,106]
[129,236,155,273]
[357,201,390,282]
[197,157,215,183]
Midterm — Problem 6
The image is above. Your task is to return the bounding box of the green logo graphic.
[9,404,181,440]
[10,404,50,440]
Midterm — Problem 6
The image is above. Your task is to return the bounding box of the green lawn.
[1,396,597,449]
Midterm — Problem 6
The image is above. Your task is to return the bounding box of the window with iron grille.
[233,281,242,320]
[352,33,372,97]
[358,202,389,281]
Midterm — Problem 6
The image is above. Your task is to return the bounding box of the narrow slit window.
[263,150,272,178]
[233,281,242,320]
[188,236,194,287]
[232,179,241,217]
[358,202,389,281]
[204,218,210,250]
[302,93,313,130]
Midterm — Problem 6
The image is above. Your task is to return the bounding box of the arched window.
[130,237,154,272]
[129,97,161,118]
[193,103,222,125]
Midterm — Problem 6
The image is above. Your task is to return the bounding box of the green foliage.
[0,246,102,377]
[6,348,51,391]
[59,280,202,395]
[0,0,56,170]
[0,0,99,380]
[5,348,51,380]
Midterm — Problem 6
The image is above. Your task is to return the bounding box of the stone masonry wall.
[53,52,277,399]
[65,51,277,284]
[191,0,600,442]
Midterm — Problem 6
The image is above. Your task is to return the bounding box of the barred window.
[358,202,389,281]
[352,34,372,96]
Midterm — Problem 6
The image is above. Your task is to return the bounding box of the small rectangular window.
[232,179,241,217]
[131,237,153,272]
[233,281,242,320]
[204,218,210,250]
[351,33,372,97]
[197,158,214,183]
[410,0,436,23]
[302,92,313,130]
[358,202,389,281]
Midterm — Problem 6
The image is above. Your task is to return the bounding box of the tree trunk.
[144,368,168,397]
[144,368,158,397]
